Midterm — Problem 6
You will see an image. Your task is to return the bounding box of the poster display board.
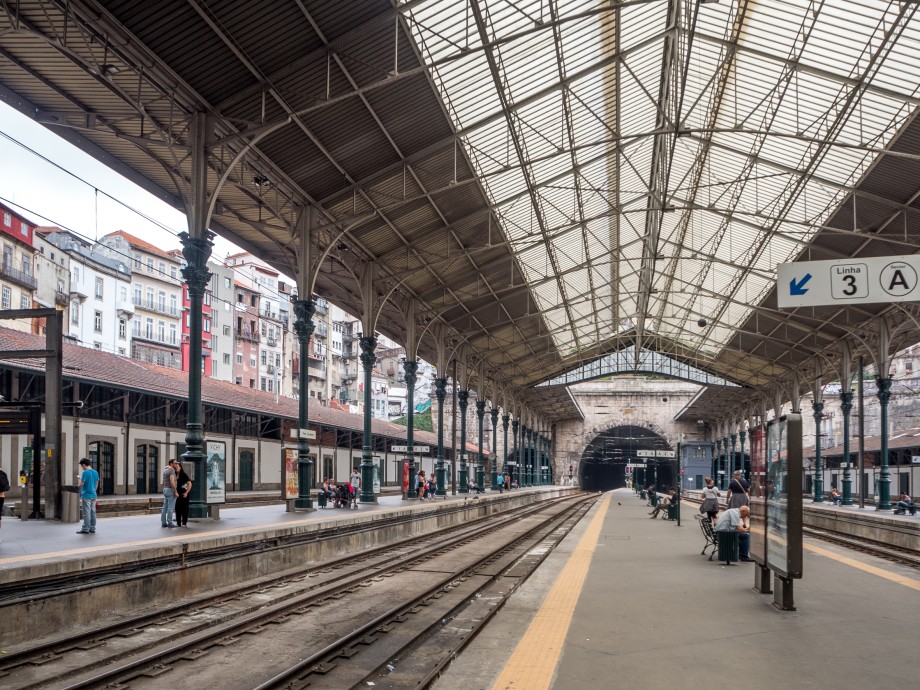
[284,447,298,500]
[765,414,803,579]
[748,426,767,563]
[206,441,227,504]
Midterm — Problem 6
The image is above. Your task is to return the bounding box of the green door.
[240,450,254,491]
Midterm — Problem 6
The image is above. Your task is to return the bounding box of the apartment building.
[0,203,37,333]
[208,261,236,383]
[233,281,260,388]
[32,230,71,329]
[42,229,132,354]
[98,231,183,369]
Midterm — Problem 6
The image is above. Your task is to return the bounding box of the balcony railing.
[132,330,179,347]
[132,296,179,317]
[239,328,260,343]
[1,263,37,290]
[54,290,70,306]
[266,336,278,347]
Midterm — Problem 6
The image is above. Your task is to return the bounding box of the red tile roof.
[102,230,175,260]
[0,326,451,446]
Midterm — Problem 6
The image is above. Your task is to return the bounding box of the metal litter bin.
[716,530,739,564]
[639,490,647,500]
[317,492,328,508]
[61,485,80,523]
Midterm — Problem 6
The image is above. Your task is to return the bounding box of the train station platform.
[434,487,919,690]
[0,487,558,584]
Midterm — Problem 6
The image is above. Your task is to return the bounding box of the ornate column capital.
[839,389,854,415]
[458,389,469,411]
[359,334,377,369]
[434,377,447,402]
[876,376,892,404]
[293,299,316,342]
[403,359,418,385]
[179,232,213,296]
[476,399,486,418]
[512,419,520,433]
[502,413,510,430]
[812,400,825,420]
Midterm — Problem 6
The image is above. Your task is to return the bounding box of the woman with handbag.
[174,461,193,527]
[700,477,720,524]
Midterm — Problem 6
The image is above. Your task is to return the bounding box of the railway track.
[2,493,597,689]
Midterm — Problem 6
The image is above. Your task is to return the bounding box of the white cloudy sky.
[0,101,241,262]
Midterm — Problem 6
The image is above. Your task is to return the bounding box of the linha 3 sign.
[777,255,920,309]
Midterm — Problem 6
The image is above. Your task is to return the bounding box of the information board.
[765,414,803,579]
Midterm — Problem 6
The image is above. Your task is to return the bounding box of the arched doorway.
[579,425,673,492]
[136,444,159,494]
[88,440,115,495]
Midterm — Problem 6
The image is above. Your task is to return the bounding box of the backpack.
[0,469,10,493]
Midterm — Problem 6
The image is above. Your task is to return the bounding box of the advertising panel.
[765,414,803,579]
[206,441,226,504]
[284,448,298,500]
[749,426,767,563]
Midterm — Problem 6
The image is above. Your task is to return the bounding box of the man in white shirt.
[714,505,752,561]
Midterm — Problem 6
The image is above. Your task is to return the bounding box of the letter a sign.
[778,255,920,308]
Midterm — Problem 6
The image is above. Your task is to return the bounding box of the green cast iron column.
[840,390,854,505]
[512,419,519,487]
[490,407,499,490]
[812,401,824,502]
[293,299,315,510]
[712,439,719,484]
[359,334,378,504]
[730,433,737,478]
[521,424,528,486]
[502,413,509,483]
[179,232,212,519]
[404,360,418,500]
[525,426,533,487]
[739,430,747,482]
[876,376,892,510]
[476,399,486,492]
[722,436,730,489]
[458,390,469,493]
[434,377,448,496]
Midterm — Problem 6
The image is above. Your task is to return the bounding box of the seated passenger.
[830,486,842,505]
[714,505,753,561]
[648,487,674,518]
[896,492,912,512]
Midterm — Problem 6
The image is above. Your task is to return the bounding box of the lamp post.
[502,413,509,486]
[876,375,892,510]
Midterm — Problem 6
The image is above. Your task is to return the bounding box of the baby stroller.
[334,482,358,509]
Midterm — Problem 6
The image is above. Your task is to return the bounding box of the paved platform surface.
[0,488,521,573]
[434,487,919,690]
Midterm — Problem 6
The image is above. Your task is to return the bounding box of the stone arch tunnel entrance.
[579,426,674,492]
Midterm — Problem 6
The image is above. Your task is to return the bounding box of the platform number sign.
[778,255,920,308]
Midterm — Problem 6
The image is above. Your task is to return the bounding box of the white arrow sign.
[778,255,920,308]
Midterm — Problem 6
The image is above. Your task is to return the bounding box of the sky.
[0,100,242,263]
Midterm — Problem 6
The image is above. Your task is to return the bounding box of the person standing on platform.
[726,470,750,509]
[174,461,192,527]
[350,466,360,497]
[700,477,721,524]
[496,472,504,494]
[161,459,179,528]
[76,458,100,534]
[416,469,426,500]
[714,505,752,561]
[0,465,10,542]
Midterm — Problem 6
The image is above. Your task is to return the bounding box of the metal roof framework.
[0,0,919,423]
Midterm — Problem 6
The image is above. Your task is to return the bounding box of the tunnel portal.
[579,426,674,492]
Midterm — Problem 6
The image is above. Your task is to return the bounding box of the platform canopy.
[1,1,919,420]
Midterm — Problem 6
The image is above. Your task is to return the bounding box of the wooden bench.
[694,514,717,560]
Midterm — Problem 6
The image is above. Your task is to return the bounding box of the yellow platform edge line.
[490,493,611,690]
[803,541,920,591]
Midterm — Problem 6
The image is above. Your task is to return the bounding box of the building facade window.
[118,319,127,339]
[223,353,231,364]
[146,258,154,273]
[170,293,177,314]
[133,253,141,269]
[20,294,29,309]
[236,353,243,364]
[95,277,104,299]
[157,320,165,342]
[145,317,154,339]
[170,266,177,279]
[94,310,103,332]
[1,286,10,309]
[72,303,80,325]
[170,323,177,345]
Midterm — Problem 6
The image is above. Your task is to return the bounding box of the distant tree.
[391,407,433,432]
